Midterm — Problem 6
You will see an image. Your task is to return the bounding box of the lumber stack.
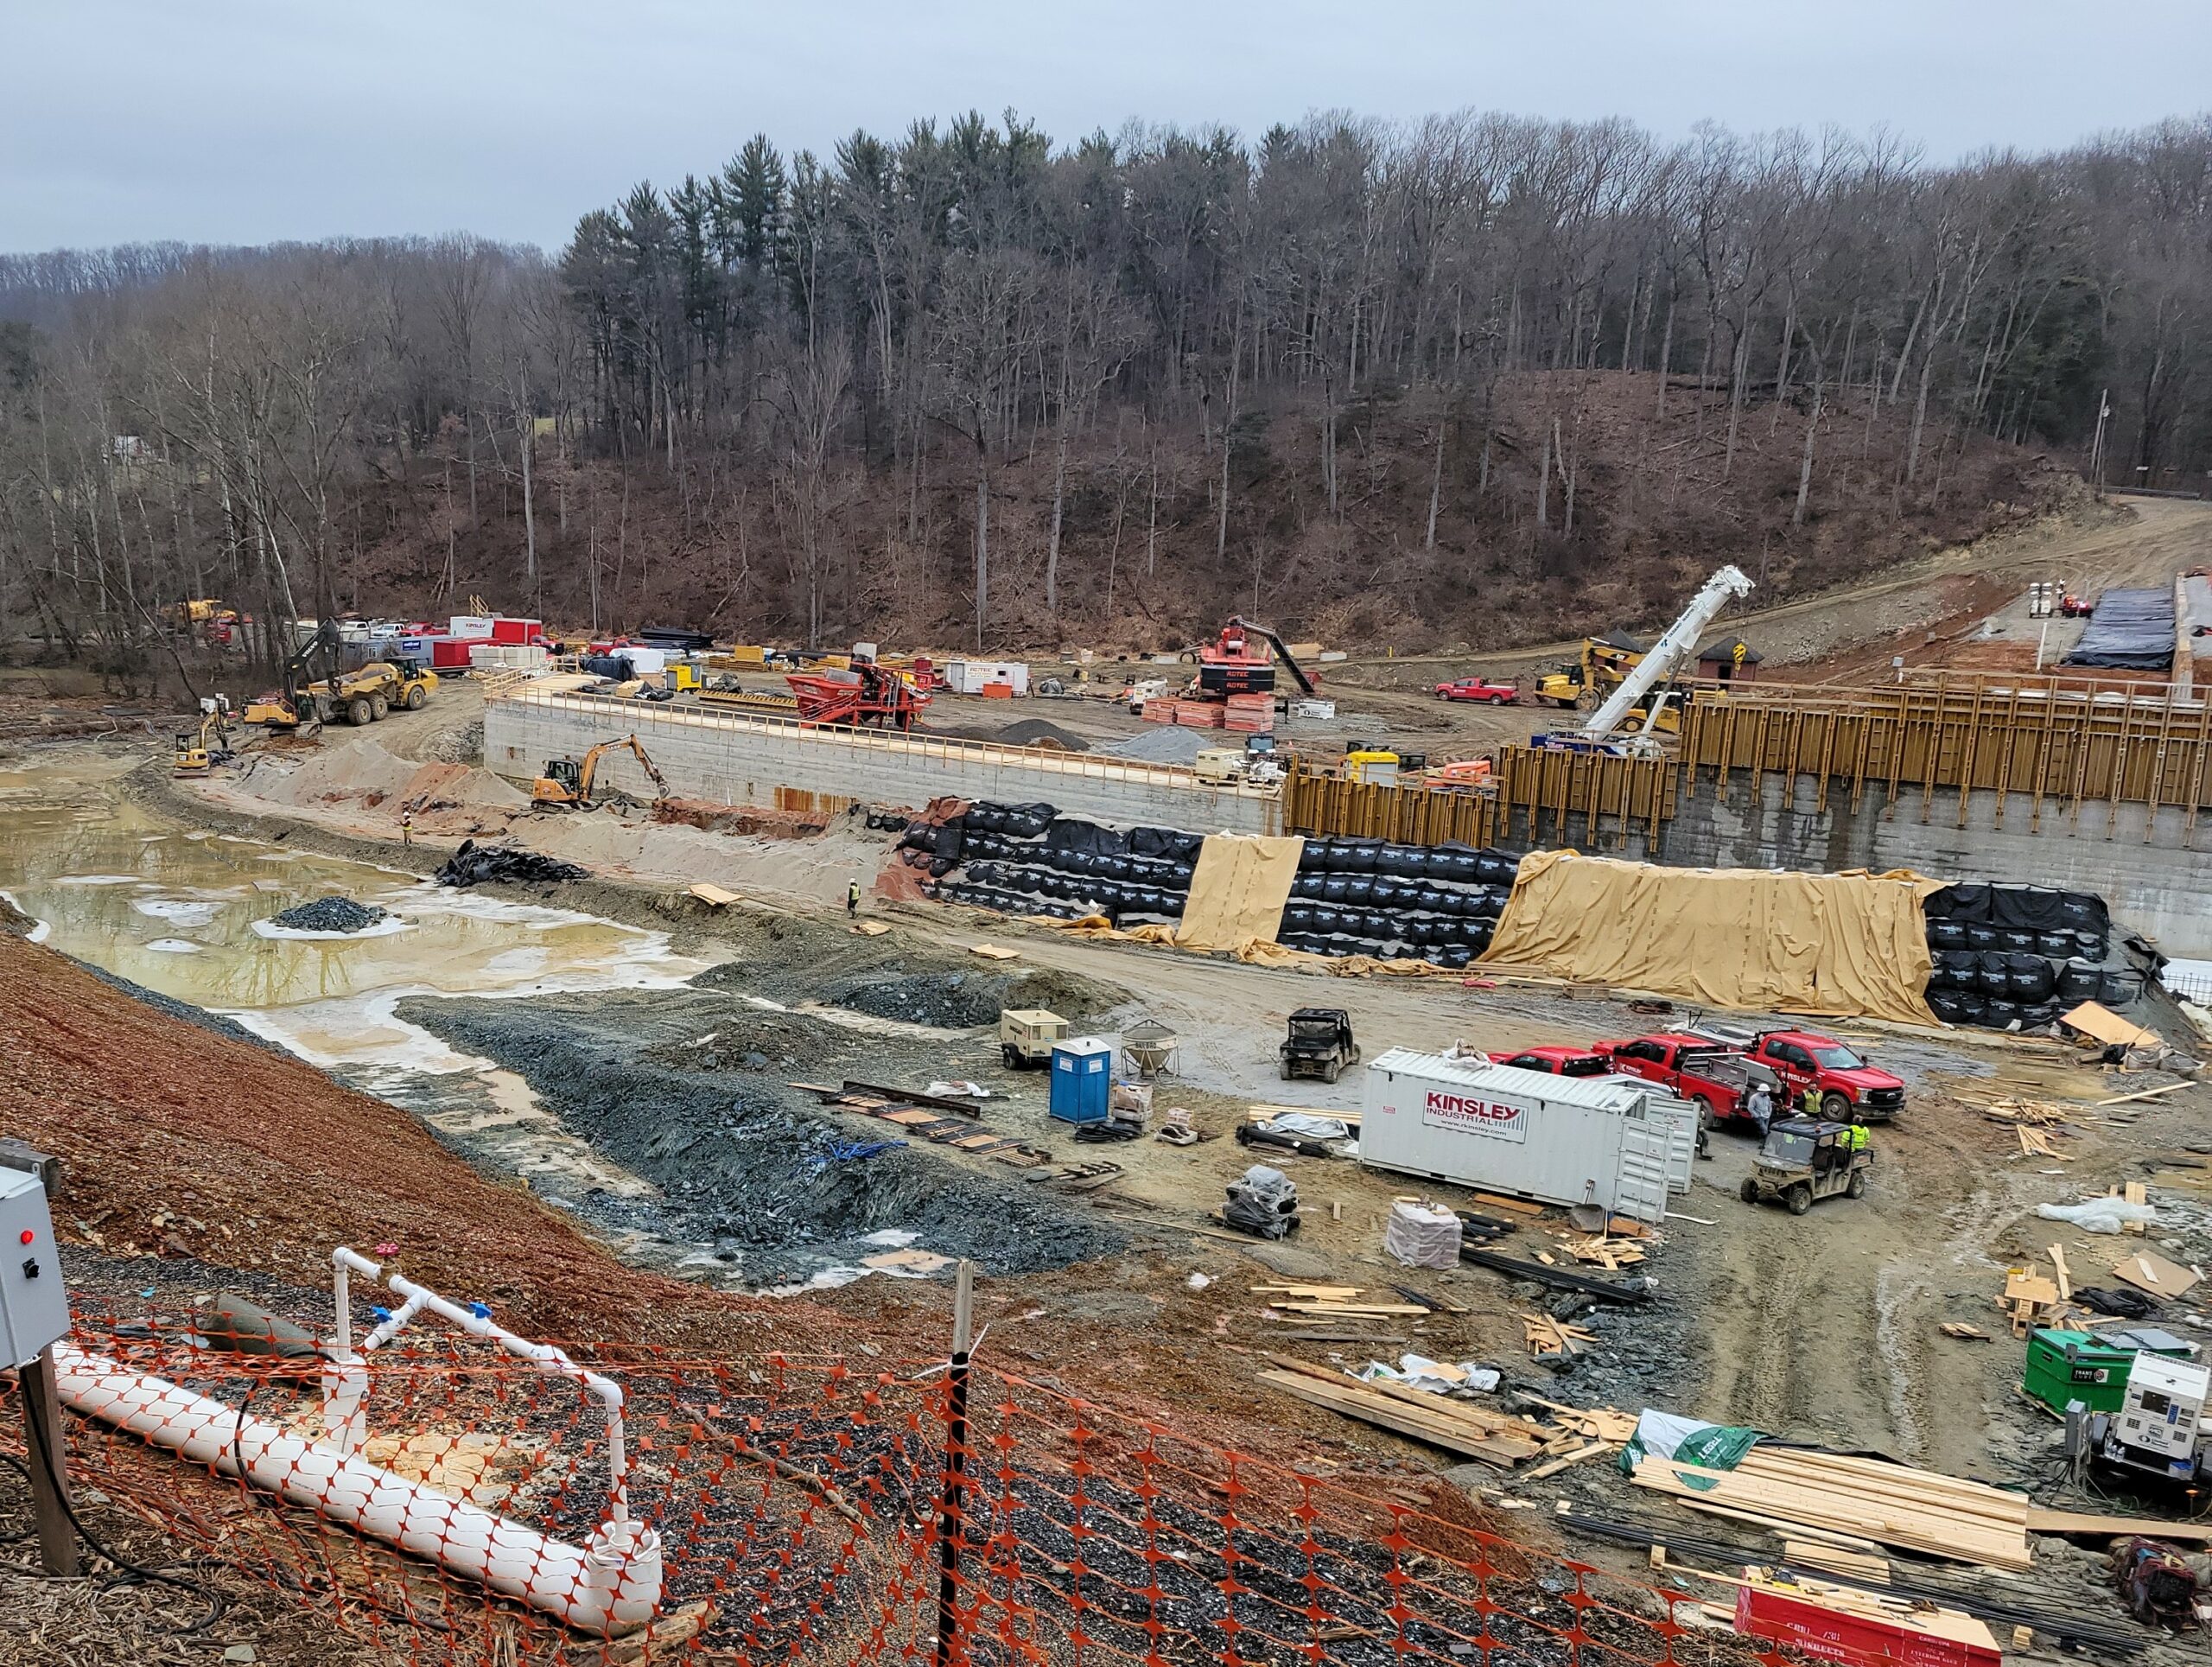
[1255,1357,1629,1474]
[1630,1447,2032,1572]
[1256,1358,1544,1467]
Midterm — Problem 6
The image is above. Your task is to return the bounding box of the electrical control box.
[0,1168,71,1367]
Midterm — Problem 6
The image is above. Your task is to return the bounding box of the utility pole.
[2088,390,2111,499]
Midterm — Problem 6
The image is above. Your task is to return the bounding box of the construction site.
[5,495,2212,1667]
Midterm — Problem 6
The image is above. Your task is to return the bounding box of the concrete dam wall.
[483,690,1280,836]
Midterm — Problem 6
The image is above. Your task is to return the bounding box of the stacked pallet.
[1630,1447,2033,1571]
[1224,692,1274,734]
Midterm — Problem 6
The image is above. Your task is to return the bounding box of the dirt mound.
[270,896,388,933]
[825,964,1123,1029]
[398,759,525,811]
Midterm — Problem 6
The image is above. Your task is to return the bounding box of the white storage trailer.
[1359,1049,1696,1225]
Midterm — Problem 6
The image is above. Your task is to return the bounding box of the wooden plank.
[1255,1372,1535,1467]
[968,943,1021,960]
[2047,1245,2071,1301]
[2024,1507,2212,1545]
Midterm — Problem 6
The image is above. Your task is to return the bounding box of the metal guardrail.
[493,685,1281,802]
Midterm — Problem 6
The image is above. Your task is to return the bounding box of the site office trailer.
[1359,1049,1695,1225]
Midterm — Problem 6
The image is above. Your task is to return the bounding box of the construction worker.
[1846,1113,1870,1158]
[401,805,414,846]
[847,878,861,919]
[1744,1079,1774,1138]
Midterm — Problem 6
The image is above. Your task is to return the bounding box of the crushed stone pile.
[435,840,589,889]
[827,964,1116,1029]
[270,896,389,933]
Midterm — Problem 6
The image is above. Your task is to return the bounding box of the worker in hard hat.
[847,879,861,919]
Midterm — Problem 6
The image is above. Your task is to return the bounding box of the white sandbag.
[1384,1199,1462,1269]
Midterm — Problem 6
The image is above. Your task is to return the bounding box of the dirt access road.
[1325,496,2212,691]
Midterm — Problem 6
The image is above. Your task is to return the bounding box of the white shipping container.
[449,614,494,637]
[1358,1049,1694,1225]
[944,659,1030,696]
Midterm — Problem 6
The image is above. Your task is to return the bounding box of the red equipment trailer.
[785,663,930,729]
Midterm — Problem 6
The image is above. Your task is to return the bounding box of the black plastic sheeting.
[2061,587,2176,671]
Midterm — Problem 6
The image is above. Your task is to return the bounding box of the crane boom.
[1580,565,1753,741]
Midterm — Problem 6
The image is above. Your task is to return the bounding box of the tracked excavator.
[530,735,672,811]
[171,700,237,777]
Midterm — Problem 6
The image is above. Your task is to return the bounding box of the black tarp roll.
[2061,587,2176,671]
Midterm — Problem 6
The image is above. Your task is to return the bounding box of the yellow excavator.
[531,735,672,811]
[245,621,438,729]
[172,703,237,777]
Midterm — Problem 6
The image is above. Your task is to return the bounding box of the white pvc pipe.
[54,1343,663,1634]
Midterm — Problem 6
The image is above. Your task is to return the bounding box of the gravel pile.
[270,896,389,933]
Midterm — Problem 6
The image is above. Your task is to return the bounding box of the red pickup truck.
[1436,677,1519,705]
[1593,1034,1761,1130]
[1485,1046,1612,1077]
[1745,1031,1905,1121]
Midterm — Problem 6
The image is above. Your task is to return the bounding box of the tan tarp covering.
[1482,850,1941,1026]
[1174,834,1305,951]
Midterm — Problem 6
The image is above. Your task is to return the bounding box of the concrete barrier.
[483,689,1280,834]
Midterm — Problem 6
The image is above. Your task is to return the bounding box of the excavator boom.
[1225,618,1318,697]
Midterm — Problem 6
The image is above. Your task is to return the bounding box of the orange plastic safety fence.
[22,1306,1789,1667]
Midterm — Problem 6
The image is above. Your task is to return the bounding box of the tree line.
[1,108,2207,678]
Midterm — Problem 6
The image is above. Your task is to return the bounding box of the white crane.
[1579,564,1754,748]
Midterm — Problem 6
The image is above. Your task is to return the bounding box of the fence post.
[934,1260,979,1667]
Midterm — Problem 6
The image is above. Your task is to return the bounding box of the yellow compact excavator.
[530,735,671,811]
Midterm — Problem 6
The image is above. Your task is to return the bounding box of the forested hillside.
[1,110,2206,675]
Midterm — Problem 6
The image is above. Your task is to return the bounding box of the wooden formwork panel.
[1681,686,2212,827]
[1281,747,1675,847]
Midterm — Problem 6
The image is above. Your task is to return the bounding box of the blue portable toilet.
[1049,1037,1114,1124]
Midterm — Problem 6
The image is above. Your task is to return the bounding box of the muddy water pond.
[0,754,747,1269]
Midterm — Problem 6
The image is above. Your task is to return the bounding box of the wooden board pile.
[1255,1354,1633,1473]
[1629,1447,2034,1571]
[1522,1313,1598,1358]
[793,1080,1046,1167]
[1253,1284,1430,1320]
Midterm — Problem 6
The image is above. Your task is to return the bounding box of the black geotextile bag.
[1376,845,1425,878]
[1942,882,1993,923]
[2056,958,2102,1002]
[1281,904,1314,932]
[2101,967,2147,1006]
[1985,999,2023,1029]
[2006,955,2057,1002]
[1321,877,1351,905]
[1976,951,2012,995]
[2058,892,2110,938]
[1296,841,1328,872]
[1963,925,1999,951]
[899,825,938,852]
[1044,817,1128,857]
[1344,878,1375,907]
[1471,849,1517,885]
[1926,919,1967,950]
[1926,989,1968,1023]
[1340,841,1382,874]
[1999,929,2040,954]
[2021,1000,2063,1028]
[1990,886,2066,932]
[1130,827,1204,863]
[2036,931,2076,959]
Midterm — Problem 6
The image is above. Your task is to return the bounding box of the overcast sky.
[8,0,2203,254]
